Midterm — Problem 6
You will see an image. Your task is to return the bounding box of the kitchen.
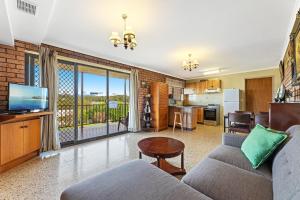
[168,79,222,131]
[149,69,279,132]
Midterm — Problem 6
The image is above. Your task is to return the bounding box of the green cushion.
[241,124,287,169]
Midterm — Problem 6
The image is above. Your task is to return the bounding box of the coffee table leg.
[157,156,160,168]
[181,152,184,170]
[139,151,142,159]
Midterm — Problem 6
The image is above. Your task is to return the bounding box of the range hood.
[204,88,221,93]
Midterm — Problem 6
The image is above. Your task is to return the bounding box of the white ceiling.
[1,0,299,79]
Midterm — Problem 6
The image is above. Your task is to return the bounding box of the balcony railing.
[57,102,129,128]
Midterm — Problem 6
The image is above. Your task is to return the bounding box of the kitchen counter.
[168,105,205,130]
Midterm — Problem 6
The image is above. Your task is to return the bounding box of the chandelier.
[109,14,137,50]
[182,54,199,71]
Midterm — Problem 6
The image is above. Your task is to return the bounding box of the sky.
[10,84,47,98]
[78,72,129,96]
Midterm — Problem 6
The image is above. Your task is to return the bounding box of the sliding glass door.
[57,62,130,146]
[108,71,130,134]
[25,53,130,146]
[77,65,108,141]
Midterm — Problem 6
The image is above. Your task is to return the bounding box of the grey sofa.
[61,125,300,200]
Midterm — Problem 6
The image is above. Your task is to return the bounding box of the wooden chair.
[235,110,254,116]
[255,113,269,128]
[118,114,129,131]
[228,112,252,133]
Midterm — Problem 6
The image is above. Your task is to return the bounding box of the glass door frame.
[59,60,130,147]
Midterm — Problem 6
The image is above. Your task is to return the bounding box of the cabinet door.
[197,108,204,123]
[207,80,214,89]
[0,122,24,165]
[212,80,221,89]
[23,119,41,155]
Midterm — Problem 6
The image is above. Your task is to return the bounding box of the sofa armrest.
[222,133,248,148]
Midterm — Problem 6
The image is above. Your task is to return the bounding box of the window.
[25,54,40,87]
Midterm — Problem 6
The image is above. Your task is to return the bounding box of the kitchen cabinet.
[207,80,221,90]
[196,81,207,94]
[168,106,198,130]
[151,82,169,131]
[197,107,204,123]
[185,80,220,94]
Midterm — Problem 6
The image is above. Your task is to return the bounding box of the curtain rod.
[25,50,131,74]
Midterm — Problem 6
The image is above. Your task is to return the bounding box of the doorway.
[245,77,272,113]
[56,61,130,146]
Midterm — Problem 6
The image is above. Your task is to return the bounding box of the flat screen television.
[8,83,48,112]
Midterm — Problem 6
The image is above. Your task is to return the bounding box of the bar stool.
[173,111,183,133]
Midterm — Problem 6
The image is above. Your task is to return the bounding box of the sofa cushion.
[182,157,272,200]
[208,144,272,180]
[241,124,288,169]
[61,159,212,200]
[272,125,300,200]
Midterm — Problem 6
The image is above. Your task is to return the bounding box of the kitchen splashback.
[188,93,222,105]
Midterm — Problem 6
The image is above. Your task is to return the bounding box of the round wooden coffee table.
[138,137,186,175]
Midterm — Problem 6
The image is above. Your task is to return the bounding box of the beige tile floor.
[0,125,223,200]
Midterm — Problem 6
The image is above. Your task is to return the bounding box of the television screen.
[8,84,48,111]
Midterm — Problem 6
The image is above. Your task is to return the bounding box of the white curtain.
[128,69,141,132]
[39,47,60,151]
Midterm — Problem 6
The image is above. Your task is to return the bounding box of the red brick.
[7,64,15,69]
[16,74,24,79]
[6,49,15,55]
[0,101,8,106]
[0,90,7,95]
[0,81,8,86]
[0,58,6,62]
[0,53,15,59]
[16,65,24,70]
[7,77,24,83]
[0,86,7,91]
[16,47,25,52]
[0,72,15,78]
[15,41,25,48]
[0,96,6,100]
[16,55,24,61]
[7,68,23,74]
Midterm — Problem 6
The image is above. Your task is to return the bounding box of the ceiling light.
[109,14,137,50]
[203,69,220,75]
[182,54,199,71]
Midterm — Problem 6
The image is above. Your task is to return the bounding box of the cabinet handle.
[20,126,28,128]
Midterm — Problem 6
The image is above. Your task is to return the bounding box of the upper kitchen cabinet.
[196,81,207,94]
[207,80,221,90]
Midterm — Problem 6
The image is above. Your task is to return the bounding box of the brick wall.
[0,40,183,114]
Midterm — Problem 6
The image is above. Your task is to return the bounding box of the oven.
[204,104,220,126]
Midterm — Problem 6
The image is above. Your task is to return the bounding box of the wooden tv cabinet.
[0,111,52,173]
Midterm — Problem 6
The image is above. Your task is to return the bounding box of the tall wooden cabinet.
[151,82,169,131]
[0,112,52,173]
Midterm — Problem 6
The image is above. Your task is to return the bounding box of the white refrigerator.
[223,89,240,116]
